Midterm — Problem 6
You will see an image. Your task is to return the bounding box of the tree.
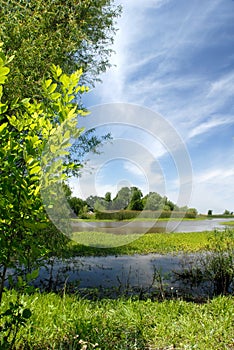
[143,192,163,211]
[86,195,103,212]
[223,209,231,216]
[0,0,121,102]
[105,192,112,202]
[0,47,89,302]
[0,1,119,178]
[185,208,198,218]
[112,187,132,210]
[208,209,213,216]
[128,187,143,211]
[69,197,87,217]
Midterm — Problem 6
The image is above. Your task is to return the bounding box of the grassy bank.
[221,221,234,226]
[1,291,233,349]
[66,230,215,257]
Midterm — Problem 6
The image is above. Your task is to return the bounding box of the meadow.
[67,230,217,257]
[1,291,234,349]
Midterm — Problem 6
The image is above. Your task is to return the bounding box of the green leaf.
[0,66,10,76]
[45,79,52,88]
[48,83,57,94]
[26,269,39,282]
[50,144,57,153]
[0,122,7,133]
[51,92,61,100]
[29,166,41,175]
[64,130,70,139]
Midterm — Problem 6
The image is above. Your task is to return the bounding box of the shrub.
[95,210,192,220]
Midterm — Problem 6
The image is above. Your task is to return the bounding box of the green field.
[66,230,218,256]
[1,291,233,349]
[221,221,234,226]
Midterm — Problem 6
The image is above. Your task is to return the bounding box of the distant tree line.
[208,209,233,217]
[65,185,198,219]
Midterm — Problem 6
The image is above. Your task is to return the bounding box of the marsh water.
[7,219,233,298]
[71,218,231,234]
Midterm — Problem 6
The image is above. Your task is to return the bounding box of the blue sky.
[72,0,234,214]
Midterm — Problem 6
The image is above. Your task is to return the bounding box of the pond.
[6,219,233,299]
[30,251,229,299]
[72,218,232,234]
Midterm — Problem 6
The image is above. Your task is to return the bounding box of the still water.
[72,218,232,234]
[8,219,233,298]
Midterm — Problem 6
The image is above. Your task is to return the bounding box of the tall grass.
[1,291,233,349]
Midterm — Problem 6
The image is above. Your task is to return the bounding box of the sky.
[71,0,234,214]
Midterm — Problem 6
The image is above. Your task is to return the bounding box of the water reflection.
[72,218,232,234]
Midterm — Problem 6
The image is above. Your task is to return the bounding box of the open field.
[1,291,233,350]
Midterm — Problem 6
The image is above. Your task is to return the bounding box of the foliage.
[0,298,32,349]
[0,0,121,102]
[79,187,197,216]
[95,210,139,221]
[112,187,133,210]
[0,46,88,302]
[223,209,233,215]
[69,197,88,217]
[184,208,198,219]
[104,191,112,203]
[175,229,234,296]
[94,209,196,220]
[143,192,165,210]
[0,291,233,349]
[127,187,143,211]
[0,0,118,177]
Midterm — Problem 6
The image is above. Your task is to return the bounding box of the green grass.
[221,221,234,226]
[1,291,233,349]
[65,230,215,257]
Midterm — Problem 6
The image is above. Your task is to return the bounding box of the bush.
[95,210,193,220]
[95,210,139,220]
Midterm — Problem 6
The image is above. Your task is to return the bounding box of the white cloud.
[123,161,146,178]
[207,72,234,98]
[188,116,233,139]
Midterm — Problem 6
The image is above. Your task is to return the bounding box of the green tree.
[112,187,132,210]
[143,192,163,210]
[128,187,143,211]
[0,47,89,302]
[0,1,119,178]
[0,0,121,102]
[185,208,198,218]
[223,209,231,215]
[86,195,103,211]
[105,192,112,202]
[69,197,87,217]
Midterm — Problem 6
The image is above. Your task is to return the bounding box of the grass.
[65,230,215,257]
[1,291,234,349]
[221,221,234,226]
